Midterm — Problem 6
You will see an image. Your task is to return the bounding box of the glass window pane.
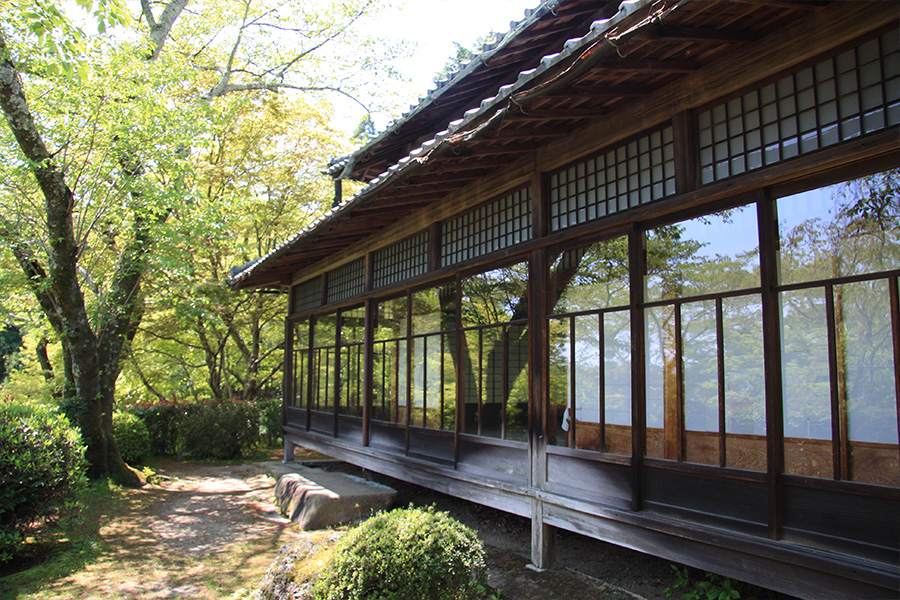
[463,329,482,436]
[781,288,833,478]
[604,310,632,454]
[548,317,571,447]
[777,170,900,284]
[292,319,310,408]
[645,204,760,302]
[842,280,899,486]
[683,300,720,467]
[506,323,529,442]
[723,296,766,471]
[461,263,529,328]
[339,341,363,417]
[550,236,630,313]
[340,306,365,345]
[314,314,337,347]
[441,332,458,431]
[412,283,456,335]
[375,297,407,341]
[573,314,601,451]
[646,305,676,459]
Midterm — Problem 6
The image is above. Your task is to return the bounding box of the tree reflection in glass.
[548,236,632,454]
[644,205,765,468]
[461,263,529,441]
[778,170,899,486]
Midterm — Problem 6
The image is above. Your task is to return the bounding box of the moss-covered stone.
[253,531,345,600]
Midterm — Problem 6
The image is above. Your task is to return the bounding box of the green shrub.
[0,401,87,562]
[666,565,746,600]
[257,397,283,447]
[178,399,260,460]
[128,402,181,456]
[313,505,487,600]
[112,411,151,466]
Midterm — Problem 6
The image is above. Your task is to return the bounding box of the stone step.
[262,461,397,530]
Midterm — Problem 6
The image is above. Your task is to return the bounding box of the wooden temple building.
[230,1,900,597]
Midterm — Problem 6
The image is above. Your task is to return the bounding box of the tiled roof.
[231,0,830,290]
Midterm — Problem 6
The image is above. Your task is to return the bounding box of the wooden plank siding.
[244,2,900,598]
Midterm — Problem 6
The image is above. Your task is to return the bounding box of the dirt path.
[27,460,298,600]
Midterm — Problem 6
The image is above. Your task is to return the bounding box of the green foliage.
[178,399,261,460]
[123,397,280,459]
[257,397,283,447]
[665,565,745,600]
[0,400,87,562]
[0,324,23,382]
[127,402,181,456]
[313,505,487,600]
[112,411,150,466]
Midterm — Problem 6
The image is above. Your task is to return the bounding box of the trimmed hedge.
[178,399,260,460]
[0,402,87,562]
[112,411,151,466]
[312,505,487,600]
[128,403,180,456]
[124,397,277,460]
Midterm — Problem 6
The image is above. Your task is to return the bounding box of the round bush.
[113,411,151,465]
[313,505,487,600]
[0,402,87,561]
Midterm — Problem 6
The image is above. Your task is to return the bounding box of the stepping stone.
[263,461,396,530]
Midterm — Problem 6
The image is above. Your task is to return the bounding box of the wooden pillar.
[283,291,294,463]
[283,435,295,462]
[757,190,785,540]
[362,298,375,447]
[629,223,646,511]
[530,497,556,571]
[528,165,556,569]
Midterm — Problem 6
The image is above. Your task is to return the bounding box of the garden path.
[8,453,681,599]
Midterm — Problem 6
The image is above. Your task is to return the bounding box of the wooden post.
[528,164,556,569]
[282,292,294,463]
[363,298,375,447]
[530,497,556,571]
[757,190,784,540]
[629,223,646,511]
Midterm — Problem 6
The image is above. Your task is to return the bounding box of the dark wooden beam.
[724,0,825,9]
[426,157,511,173]
[645,25,758,43]
[452,143,542,156]
[510,107,608,120]
[598,58,699,73]
[491,127,571,140]
[539,84,651,99]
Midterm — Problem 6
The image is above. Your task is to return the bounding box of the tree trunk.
[0,32,140,487]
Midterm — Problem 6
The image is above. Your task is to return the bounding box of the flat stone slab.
[263,461,396,530]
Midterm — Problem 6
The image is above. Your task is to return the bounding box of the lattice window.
[373,231,430,289]
[549,127,675,232]
[326,258,365,303]
[699,32,900,184]
[292,277,322,314]
[441,187,531,267]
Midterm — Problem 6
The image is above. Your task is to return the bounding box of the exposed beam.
[427,157,511,173]
[539,84,651,99]
[724,0,825,9]
[491,127,571,140]
[597,59,699,73]
[645,25,758,43]
[509,107,608,120]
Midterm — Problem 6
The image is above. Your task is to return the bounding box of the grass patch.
[0,480,132,598]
